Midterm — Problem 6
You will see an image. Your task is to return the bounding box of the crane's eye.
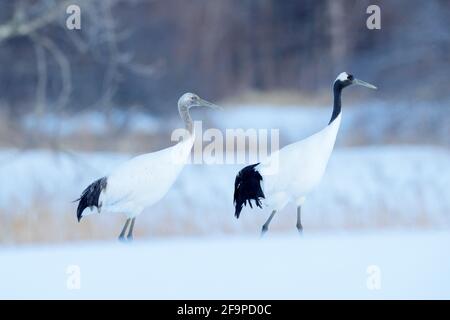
[347,74,354,81]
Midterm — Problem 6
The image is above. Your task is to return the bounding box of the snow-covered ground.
[1,103,449,243]
[22,110,161,136]
[1,104,449,299]
[0,145,449,243]
[0,231,449,299]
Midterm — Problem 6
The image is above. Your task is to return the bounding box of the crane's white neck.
[319,112,341,161]
[178,105,194,136]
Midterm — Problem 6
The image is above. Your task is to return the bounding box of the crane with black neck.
[233,72,377,235]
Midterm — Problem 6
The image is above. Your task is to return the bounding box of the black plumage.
[329,73,353,124]
[233,163,265,218]
[75,177,107,222]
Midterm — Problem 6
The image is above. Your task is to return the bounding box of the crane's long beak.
[198,98,223,110]
[353,78,377,90]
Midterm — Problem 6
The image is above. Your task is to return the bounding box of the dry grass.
[0,198,442,246]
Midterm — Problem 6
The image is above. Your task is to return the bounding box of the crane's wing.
[100,138,194,213]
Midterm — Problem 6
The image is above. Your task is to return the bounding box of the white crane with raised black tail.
[233,72,377,235]
[75,93,220,241]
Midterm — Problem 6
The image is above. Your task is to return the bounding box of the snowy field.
[0,231,449,299]
[0,103,449,241]
[0,104,449,299]
[0,145,449,243]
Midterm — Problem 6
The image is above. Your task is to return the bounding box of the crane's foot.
[261,225,269,237]
[118,218,131,243]
[126,217,135,242]
[296,224,303,235]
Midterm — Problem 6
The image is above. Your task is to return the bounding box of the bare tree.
[0,0,158,150]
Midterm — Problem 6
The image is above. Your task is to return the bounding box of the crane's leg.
[261,210,277,236]
[118,218,130,242]
[296,206,303,234]
[127,217,136,241]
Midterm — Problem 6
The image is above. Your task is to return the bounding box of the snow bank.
[21,110,161,136]
[1,146,449,235]
[0,231,449,299]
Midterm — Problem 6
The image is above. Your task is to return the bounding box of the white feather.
[99,135,194,217]
[258,114,341,211]
[336,72,349,82]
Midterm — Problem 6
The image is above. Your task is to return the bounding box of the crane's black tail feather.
[233,163,265,218]
[75,177,107,222]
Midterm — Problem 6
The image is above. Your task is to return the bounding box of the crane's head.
[334,72,377,90]
[178,92,222,111]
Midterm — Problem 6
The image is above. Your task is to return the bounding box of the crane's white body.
[258,114,341,211]
[76,93,220,240]
[85,134,194,218]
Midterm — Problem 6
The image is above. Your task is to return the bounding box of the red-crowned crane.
[233,72,377,235]
[76,93,220,241]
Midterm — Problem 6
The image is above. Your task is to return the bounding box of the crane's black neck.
[329,82,343,125]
